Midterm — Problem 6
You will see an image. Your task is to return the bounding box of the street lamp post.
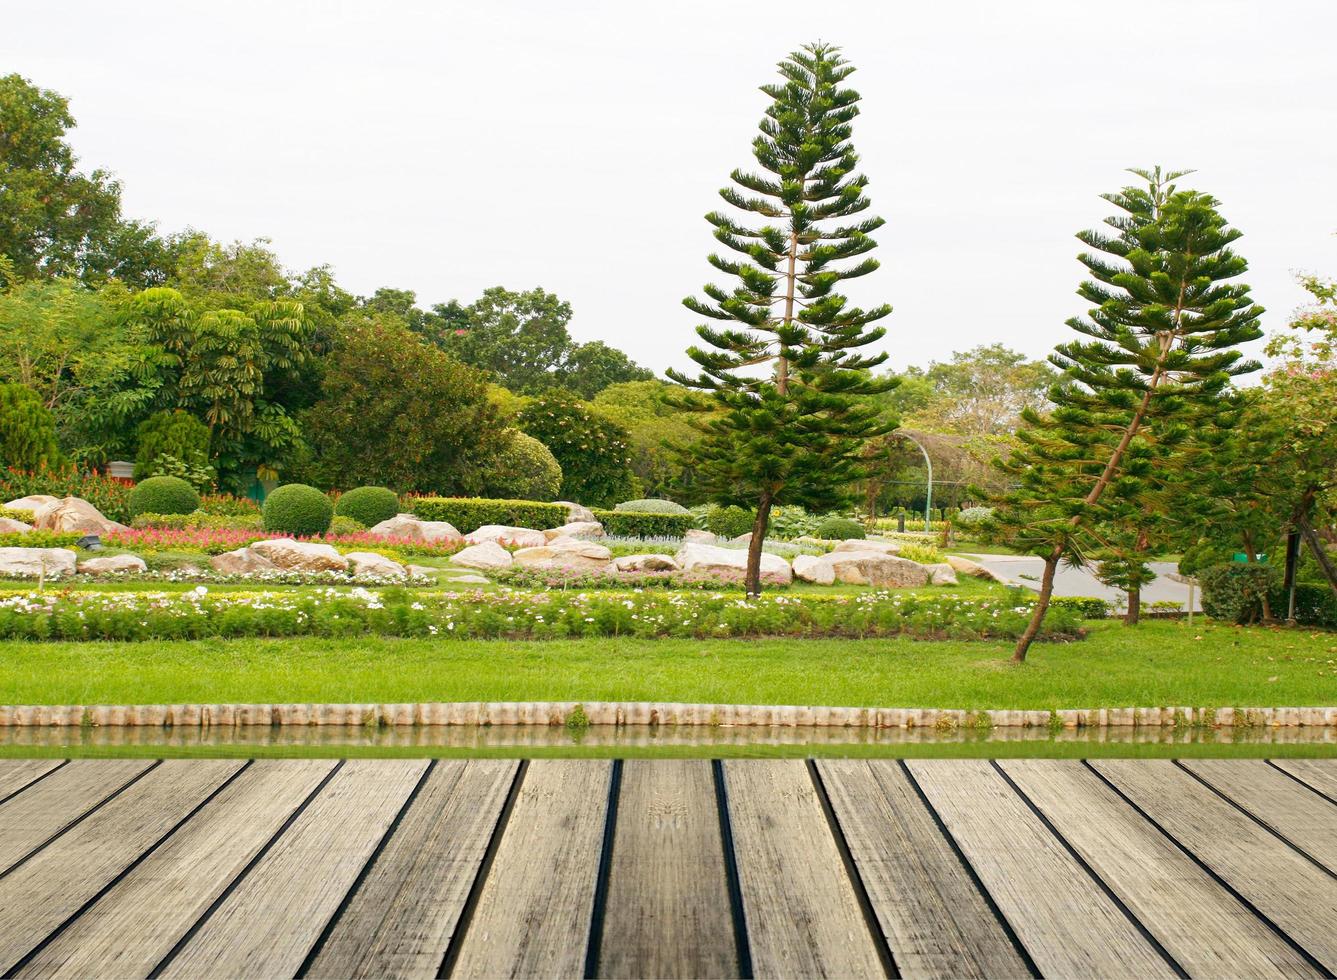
[894,433,933,533]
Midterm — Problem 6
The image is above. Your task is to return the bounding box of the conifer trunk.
[745,492,775,597]
[1012,549,1060,663]
[1125,588,1141,625]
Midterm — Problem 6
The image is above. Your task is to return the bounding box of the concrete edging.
[0,702,1334,729]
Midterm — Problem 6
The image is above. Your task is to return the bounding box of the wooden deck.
[0,759,1333,978]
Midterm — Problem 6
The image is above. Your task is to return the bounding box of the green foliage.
[262,483,333,536]
[334,486,399,527]
[766,505,824,540]
[0,530,81,549]
[707,505,756,539]
[815,517,865,540]
[131,511,263,531]
[128,475,200,518]
[482,431,562,502]
[410,497,567,533]
[328,515,366,536]
[517,391,637,508]
[955,506,994,531]
[198,493,260,517]
[614,498,688,514]
[899,543,945,564]
[0,383,62,471]
[1198,563,1280,624]
[882,345,1058,437]
[0,463,131,522]
[1049,596,1112,620]
[592,509,694,537]
[1275,584,1337,629]
[0,507,34,523]
[133,410,213,487]
[591,380,703,501]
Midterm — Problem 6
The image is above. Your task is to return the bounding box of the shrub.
[133,411,214,488]
[0,507,34,523]
[768,505,824,540]
[0,384,61,471]
[410,496,568,533]
[0,464,132,522]
[593,509,694,537]
[1049,596,1111,619]
[899,543,945,564]
[1273,583,1337,629]
[706,505,755,538]
[483,431,563,502]
[815,516,865,540]
[132,511,263,531]
[0,530,82,549]
[128,476,200,518]
[329,515,367,536]
[517,392,637,507]
[955,506,994,531]
[614,498,688,514]
[199,493,261,517]
[262,483,334,536]
[334,486,399,527]
[1198,563,1280,624]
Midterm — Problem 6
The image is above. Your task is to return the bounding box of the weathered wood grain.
[1273,759,1337,801]
[906,759,1176,979]
[15,759,335,979]
[158,759,428,980]
[1093,759,1337,972]
[0,759,64,802]
[723,760,885,979]
[597,760,738,979]
[1004,759,1321,979]
[0,759,244,973]
[304,760,517,980]
[0,759,153,873]
[817,759,1030,979]
[447,760,611,980]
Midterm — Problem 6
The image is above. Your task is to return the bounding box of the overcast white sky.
[6,0,1335,375]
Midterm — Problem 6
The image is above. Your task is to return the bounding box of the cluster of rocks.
[209,538,450,581]
[2,495,129,535]
[0,495,139,578]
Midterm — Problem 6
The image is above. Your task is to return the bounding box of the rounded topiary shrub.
[706,505,755,538]
[614,498,688,514]
[484,431,563,502]
[128,475,200,518]
[262,483,334,536]
[815,516,865,540]
[334,486,399,527]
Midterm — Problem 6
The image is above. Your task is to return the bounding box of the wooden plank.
[0,759,244,973]
[906,760,1176,979]
[448,760,611,980]
[304,760,518,980]
[1093,759,1337,972]
[1273,759,1337,801]
[15,759,336,979]
[0,759,65,802]
[1182,759,1337,872]
[158,759,428,980]
[597,760,738,979]
[817,759,1030,979]
[723,759,886,979]
[1003,759,1323,979]
[0,759,155,873]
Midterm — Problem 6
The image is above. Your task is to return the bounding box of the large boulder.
[452,541,513,571]
[78,553,148,575]
[465,525,547,548]
[946,555,1005,583]
[543,521,605,542]
[249,538,349,572]
[730,533,753,546]
[210,547,277,575]
[513,539,613,571]
[4,495,57,513]
[0,518,31,533]
[555,501,596,523]
[613,553,679,573]
[832,538,901,555]
[367,513,461,543]
[792,553,835,585]
[683,529,716,544]
[822,550,929,587]
[345,551,407,579]
[924,562,959,586]
[0,547,77,579]
[673,543,793,585]
[32,497,128,535]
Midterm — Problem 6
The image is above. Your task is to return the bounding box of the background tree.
[669,41,897,593]
[590,379,703,501]
[482,430,563,501]
[444,287,575,394]
[892,344,1057,437]
[133,409,214,488]
[518,391,637,507]
[990,168,1263,661]
[0,383,62,470]
[556,341,653,397]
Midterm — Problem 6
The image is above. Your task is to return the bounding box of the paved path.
[0,758,1333,977]
[963,554,1201,612]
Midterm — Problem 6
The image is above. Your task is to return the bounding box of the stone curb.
[0,703,1334,729]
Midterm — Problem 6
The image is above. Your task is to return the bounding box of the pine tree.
[991,168,1263,661]
[669,42,896,595]
[0,382,62,471]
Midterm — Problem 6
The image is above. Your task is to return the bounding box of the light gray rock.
[210,547,277,575]
[406,564,441,578]
[673,542,793,585]
[0,518,31,533]
[924,562,959,585]
[792,553,835,585]
[543,521,605,541]
[452,541,513,571]
[822,551,929,587]
[945,555,1006,582]
[345,551,407,579]
[32,496,129,535]
[450,574,491,586]
[0,547,77,579]
[730,532,753,546]
[77,553,147,575]
[368,513,461,543]
[249,538,349,572]
[613,553,679,572]
[556,501,596,523]
[4,495,58,513]
[513,539,613,570]
[464,525,547,548]
[831,538,901,555]
[683,528,716,544]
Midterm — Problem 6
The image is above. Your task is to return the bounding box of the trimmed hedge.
[411,497,568,533]
[614,498,688,514]
[594,509,694,537]
[128,476,200,518]
[706,505,755,538]
[334,486,399,527]
[263,484,334,536]
[1049,596,1111,619]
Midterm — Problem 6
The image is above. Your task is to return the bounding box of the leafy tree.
[556,341,653,397]
[301,320,509,494]
[591,380,702,500]
[668,42,897,593]
[0,74,123,280]
[990,168,1263,661]
[483,430,563,501]
[518,391,637,507]
[133,409,214,488]
[893,345,1057,436]
[0,383,62,470]
[443,287,574,394]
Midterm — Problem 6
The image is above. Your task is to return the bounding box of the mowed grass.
[0,619,1334,709]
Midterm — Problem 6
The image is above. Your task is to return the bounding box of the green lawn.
[1,619,1333,710]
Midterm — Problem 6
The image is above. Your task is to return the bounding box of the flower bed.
[104,527,464,559]
[0,588,1084,643]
